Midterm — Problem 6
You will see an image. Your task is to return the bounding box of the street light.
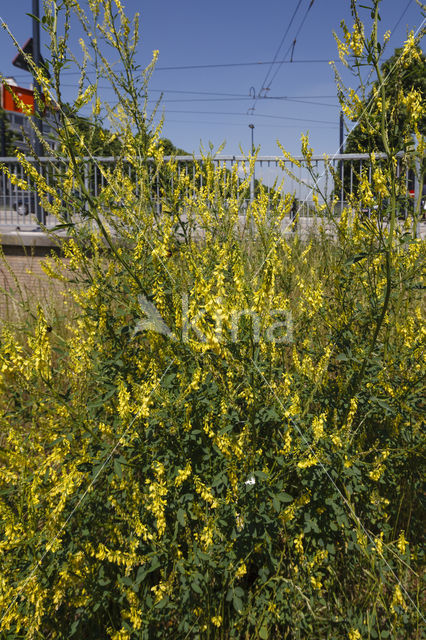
[249,123,255,154]
[249,124,255,201]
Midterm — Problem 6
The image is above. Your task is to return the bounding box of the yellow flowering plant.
[0,0,424,638]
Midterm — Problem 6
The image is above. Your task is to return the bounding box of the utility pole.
[32,0,43,157]
[249,123,255,202]
[339,110,344,210]
[32,0,44,226]
[0,115,6,157]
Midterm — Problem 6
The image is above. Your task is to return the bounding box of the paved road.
[0,214,425,244]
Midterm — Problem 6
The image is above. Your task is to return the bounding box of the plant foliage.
[0,1,424,638]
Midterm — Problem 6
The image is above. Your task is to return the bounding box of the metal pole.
[0,115,5,157]
[32,0,43,155]
[414,156,420,239]
[339,110,344,211]
[32,0,44,226]
[249,123,255,202]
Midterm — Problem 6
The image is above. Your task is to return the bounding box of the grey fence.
[0,153,421,230]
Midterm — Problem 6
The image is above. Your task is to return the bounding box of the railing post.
[414,156,421,238]
[84,160,89,217]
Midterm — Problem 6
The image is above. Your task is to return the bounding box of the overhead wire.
[103,106,337,125]
[140,93,338,106]
[249,0,317,116]
[266,0,316,91]
[391,0,414,35]
[146,96,337,107]
[250,0,305,113]
[61,84,337,100]
[152,58,333,71]
[161,118,337,129]
[7,58,333,81]
[256,0,304,100]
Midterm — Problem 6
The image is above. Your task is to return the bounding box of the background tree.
[336,43,425,212]
[160,137,189,156]
[344,44,425,153]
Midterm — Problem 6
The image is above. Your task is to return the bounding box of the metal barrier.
[0,153,420,230]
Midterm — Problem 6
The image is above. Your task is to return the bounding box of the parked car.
[10,190,37,216]
[407,173,426,219]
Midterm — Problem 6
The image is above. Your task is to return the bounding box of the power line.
[256,0,304,101]
[60,83,337,102]
[250,0,317,115]
[264,97,337,107]
[59,81,338,105]
[391,0,414,34]
[162,118,337,129]
[8,58,333,80]
[149,91,337,99]
[266,0,316,91]
[102,101,337,124]
[60,84,337,99]
[146,96,337,107]
[149,109,337,125]
[154,58,334,71]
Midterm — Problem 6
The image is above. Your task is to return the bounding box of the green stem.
[346,1,397,401]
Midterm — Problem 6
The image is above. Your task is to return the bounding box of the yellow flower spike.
[277,141,301,167]
[333,26,350,66]
[199,522,214,550]
[312,413,326,442]
[374,532,384,555]
[396,531,408,555]
[310,575,322,590]
[193,476,218,508]
[146,464,168,538]
[297,455,319,469]
[391,584,407,613]
[350,21,364,57]
[300,132,313,163]
[278,428,292,455]
[211,615,223,628]
[401,31,423,67]
[151,581,168,603]
[174,462,192,487]
[294,532,304,555]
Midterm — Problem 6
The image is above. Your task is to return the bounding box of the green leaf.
[233,595,243,613]
[279,492,293,503]
[156,596,169,609]
[114,458,122,479]
[259,625,269,639]
[191,581,202,594]
[135,557,161,584]
[345,252,367,265]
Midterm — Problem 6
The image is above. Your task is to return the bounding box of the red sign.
[1,83,37,115]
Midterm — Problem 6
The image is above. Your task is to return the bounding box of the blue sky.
[0,0,424,156]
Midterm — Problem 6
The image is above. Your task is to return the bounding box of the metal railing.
[0,153,420,231]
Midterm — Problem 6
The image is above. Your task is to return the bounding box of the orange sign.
[1,83,42,115]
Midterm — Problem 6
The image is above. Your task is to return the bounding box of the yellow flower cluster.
[146,462,168,537]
